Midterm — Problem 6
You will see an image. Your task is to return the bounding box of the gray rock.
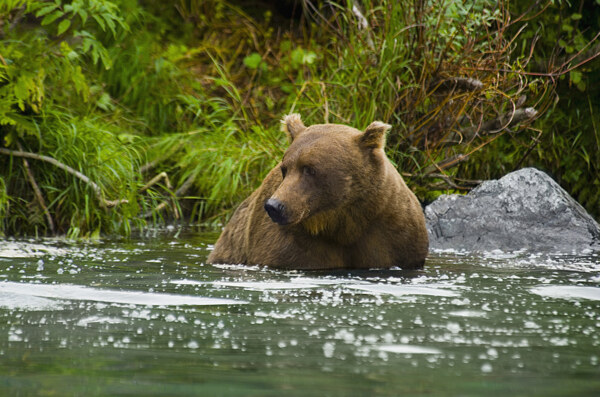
[425,167,600,253]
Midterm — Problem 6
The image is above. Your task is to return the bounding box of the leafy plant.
[1,0,597,238]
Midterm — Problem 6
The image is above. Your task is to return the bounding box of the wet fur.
[207,115,429,269]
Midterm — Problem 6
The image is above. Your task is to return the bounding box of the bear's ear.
[281,113,306,142]
[358,121,392,149]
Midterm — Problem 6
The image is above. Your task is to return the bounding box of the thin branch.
[428,77,483,94]
[426,173,481,190]
[175,173,196,196]
[403,171,482,191]
[465,39,600,78]
[422,154,470,175]
[320,82,329,124]
[140,172,172,193]
[535,33,600,75]
[18,144,55,234]
[0,148,128,208]
[513,128,543,171]
[351,3,375,51]
[141,173,196,219]
[443,107,538,145]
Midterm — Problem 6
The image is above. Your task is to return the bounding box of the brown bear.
[207,114,429,269]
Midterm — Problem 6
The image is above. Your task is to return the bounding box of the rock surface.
[425,168,600,253]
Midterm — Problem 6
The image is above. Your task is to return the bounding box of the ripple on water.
[0,281,248,307]
[375,344,442,355]
[213,281,322,290]
[172,277,351,290]
[345,284,459,297]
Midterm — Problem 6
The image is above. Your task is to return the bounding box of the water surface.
[1,230,599,396]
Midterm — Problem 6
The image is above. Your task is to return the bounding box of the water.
[1,230,599,396]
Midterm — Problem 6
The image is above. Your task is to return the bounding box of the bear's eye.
[302,166,316,176]
[281,166,287,178]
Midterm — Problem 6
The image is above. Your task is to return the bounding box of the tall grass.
[0,0,597,237]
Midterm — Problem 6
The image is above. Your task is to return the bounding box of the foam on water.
[0,242,68,258]
[431,247,600,269]
[0,291,62,310]
[448,310,487,318]
[76,316,128,327]
[212,281,321,290]
[345,284,459,297]
[0,281,248,306]
[172,277,350,290]
[529,285,600,301]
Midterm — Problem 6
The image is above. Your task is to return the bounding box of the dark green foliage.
[514,1,600,218]
[0,0,597,237]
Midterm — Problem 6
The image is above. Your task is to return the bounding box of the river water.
[1,229,599,396]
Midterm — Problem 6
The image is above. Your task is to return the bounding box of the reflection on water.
[0,231,599,396]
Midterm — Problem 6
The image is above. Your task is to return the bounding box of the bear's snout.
[264,198,289,225]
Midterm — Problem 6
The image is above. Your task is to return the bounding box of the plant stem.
[0,148,128,209]
[18,143,55,234]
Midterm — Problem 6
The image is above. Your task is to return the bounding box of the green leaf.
[35,4,59,18]
[99,48,112,70]
[90,227,101,240]
[41,10,64,26]
[57,19,71,35]
[303,51,317,65]
[96,92,113,110]
[1,117,16,128]
[571,13,582,20]
[14,76,31,108]
[290,48,317,69]
[280,40,291,52]
[290,48,304,68]
[3,131,15,146]
[78,9,87,24]
[90,46,99,64]
[82,37,93,53]
[92,14,106,31]
[103,14,117,36]
[561,23,573,32]
[281,83,294,94]
[243,53,262,69]
[570,70,582,84]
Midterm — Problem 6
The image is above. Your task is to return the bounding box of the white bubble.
[323,342,335,358]
[446,322,461,334]
[481,363,493,373]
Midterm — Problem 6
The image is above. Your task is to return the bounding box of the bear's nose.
[264,198,289,225]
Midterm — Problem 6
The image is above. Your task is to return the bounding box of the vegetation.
[0,0,598,237]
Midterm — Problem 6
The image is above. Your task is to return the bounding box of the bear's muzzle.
[264,198,290,225]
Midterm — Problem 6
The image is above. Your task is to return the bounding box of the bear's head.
[264,114,392,239]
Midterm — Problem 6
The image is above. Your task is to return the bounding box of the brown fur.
[207,114,429,269]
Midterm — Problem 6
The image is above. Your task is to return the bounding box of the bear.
[206,114,429,270]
